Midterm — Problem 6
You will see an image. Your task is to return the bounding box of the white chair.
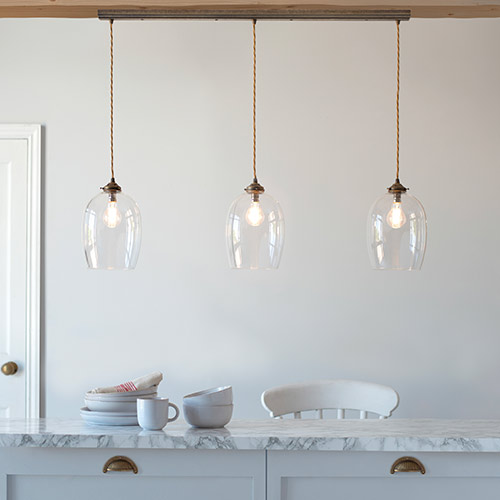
[261,379,399,419]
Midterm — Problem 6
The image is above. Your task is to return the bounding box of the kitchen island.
[2,419,500,499]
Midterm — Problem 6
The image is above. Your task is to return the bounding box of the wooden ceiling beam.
[1,1,500,19]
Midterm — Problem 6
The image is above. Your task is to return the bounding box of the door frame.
[0,124,41,418]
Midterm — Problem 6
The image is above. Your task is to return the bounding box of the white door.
[0,124,41,418]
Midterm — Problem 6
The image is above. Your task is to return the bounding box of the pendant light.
[226,20,285,270]
[367,21,426,271]
[83,20,142,270]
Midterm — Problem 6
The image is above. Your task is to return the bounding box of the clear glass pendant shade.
[226,192,285,270]
[83,190,142,270]
[367,191,427,271]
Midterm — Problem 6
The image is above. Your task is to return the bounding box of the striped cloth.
[89,371,163,394]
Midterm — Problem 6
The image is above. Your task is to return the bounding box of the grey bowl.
[183,403,233,428]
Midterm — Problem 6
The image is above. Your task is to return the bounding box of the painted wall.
[1,18,499,419]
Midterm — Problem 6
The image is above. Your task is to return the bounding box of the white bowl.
[183,386,233,406]
[183,403,233,428]
[183,399,229,408]
[84,398,139,413]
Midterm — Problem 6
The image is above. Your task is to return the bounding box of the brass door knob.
[1,362,18,376]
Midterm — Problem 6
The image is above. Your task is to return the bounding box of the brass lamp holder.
[101,177,122,203]
[387,178,407,202]
[245,178,265,202]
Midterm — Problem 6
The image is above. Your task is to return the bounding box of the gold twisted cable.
[396,20,400,180]
[110,19,115,180]
[252,19,257,181]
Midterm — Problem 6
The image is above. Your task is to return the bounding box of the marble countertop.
[2,419,500,452]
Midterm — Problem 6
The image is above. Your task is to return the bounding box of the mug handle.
[168,402,180,422]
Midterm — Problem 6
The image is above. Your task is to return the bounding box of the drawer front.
[0,448,265,500]
[280,477,500,499]
[7,475,254,500]
[268,451,500,500]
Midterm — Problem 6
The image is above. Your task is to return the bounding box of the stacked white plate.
[81,387,158,426]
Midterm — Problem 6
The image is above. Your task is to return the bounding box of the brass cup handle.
[103,456,138,474]
[1,362,18,376]
[390,456,426,475]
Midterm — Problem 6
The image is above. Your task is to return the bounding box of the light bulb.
[103,200,122,228]
[246,201,265,226]
[386,200,406,229]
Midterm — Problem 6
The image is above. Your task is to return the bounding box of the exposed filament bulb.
[103,198,122,228]
[387,200,406,229]
[246,199,265,227]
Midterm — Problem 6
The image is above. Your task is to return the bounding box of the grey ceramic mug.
[137,397,179,430]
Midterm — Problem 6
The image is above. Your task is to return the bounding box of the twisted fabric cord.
[110,19,115,180]
[252,19,257,181]
[396,20,400,180]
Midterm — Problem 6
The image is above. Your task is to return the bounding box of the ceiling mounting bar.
[97,8,411,21]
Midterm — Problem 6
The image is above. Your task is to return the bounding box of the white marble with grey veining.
[2,419,500,452]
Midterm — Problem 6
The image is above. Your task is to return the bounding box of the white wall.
[1,18,499,419]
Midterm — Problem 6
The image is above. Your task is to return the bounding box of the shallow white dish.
[80,407,138,426]
[183,386,232,406]
[84,393,157,403]
[183,403,233,428]
[85,388,157,401]
[84,398,139,413]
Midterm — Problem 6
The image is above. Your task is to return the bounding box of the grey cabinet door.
[1,448,265,500]
[268,450,500,500]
